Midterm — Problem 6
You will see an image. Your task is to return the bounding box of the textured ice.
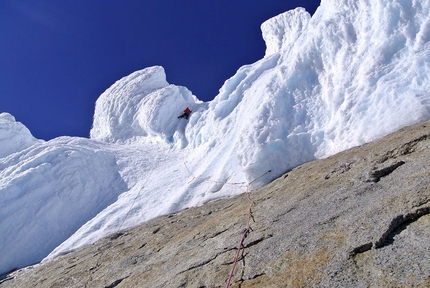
[0,137,127,274]
[0,113,40,158]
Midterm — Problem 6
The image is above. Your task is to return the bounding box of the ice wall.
[188,0,430,185]
[88,0,430,189]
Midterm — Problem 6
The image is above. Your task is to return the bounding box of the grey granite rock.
[1,120,429,287]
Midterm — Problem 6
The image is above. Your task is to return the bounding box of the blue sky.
[1,0,320,140]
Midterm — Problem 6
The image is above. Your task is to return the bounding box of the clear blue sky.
[1,0,320,140]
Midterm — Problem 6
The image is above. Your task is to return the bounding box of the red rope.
[182,160,271,287]
[225,170,270,287]
[225,189,254,288]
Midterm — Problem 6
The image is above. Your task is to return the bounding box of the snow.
[90,66,205,145]
[1,0,430,276]
[0,137,127,274]
[0,113,41,158]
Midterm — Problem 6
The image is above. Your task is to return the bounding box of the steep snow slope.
[1,0,430,276]
[0,137,127,274]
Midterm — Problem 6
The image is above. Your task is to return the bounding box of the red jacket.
[184,107,191,114]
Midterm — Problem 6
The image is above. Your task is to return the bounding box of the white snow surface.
[0,113,41,158]
[1,0,430,276]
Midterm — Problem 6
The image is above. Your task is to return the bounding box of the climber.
[177,107,192,120]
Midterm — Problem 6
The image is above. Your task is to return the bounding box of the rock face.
[1,120,429,287]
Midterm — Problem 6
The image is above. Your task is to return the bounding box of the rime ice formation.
[0,113,40,158]
[1,0,430,276]
[90,66,205,146]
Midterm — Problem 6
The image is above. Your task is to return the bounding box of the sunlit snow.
[1,0,430,276]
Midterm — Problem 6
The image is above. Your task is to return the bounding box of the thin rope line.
[182,160,271,287]
[184,160,247,187]
[225,186,253,288]
[225,169,271,288]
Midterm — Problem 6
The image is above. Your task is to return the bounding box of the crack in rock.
[349,206,430,256]
[243,235,272,249]
[349,243,373,257]
[383,134,430,160]
[104,277,126,288]
[237,272,266,287]
[375,206,430,249]
[207,228,230,239]
[178,248,235,275]
[365,160,405,182]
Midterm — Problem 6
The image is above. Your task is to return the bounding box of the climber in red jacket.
[178,107,192,120]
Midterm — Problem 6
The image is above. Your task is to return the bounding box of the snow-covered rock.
[1,0,430,276]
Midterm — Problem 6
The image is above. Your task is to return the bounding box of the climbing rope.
[225,169,271,288]
[79,158,268,287]
[183,160,247,187]
[225,186,254,288]
[183,160,271,287]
